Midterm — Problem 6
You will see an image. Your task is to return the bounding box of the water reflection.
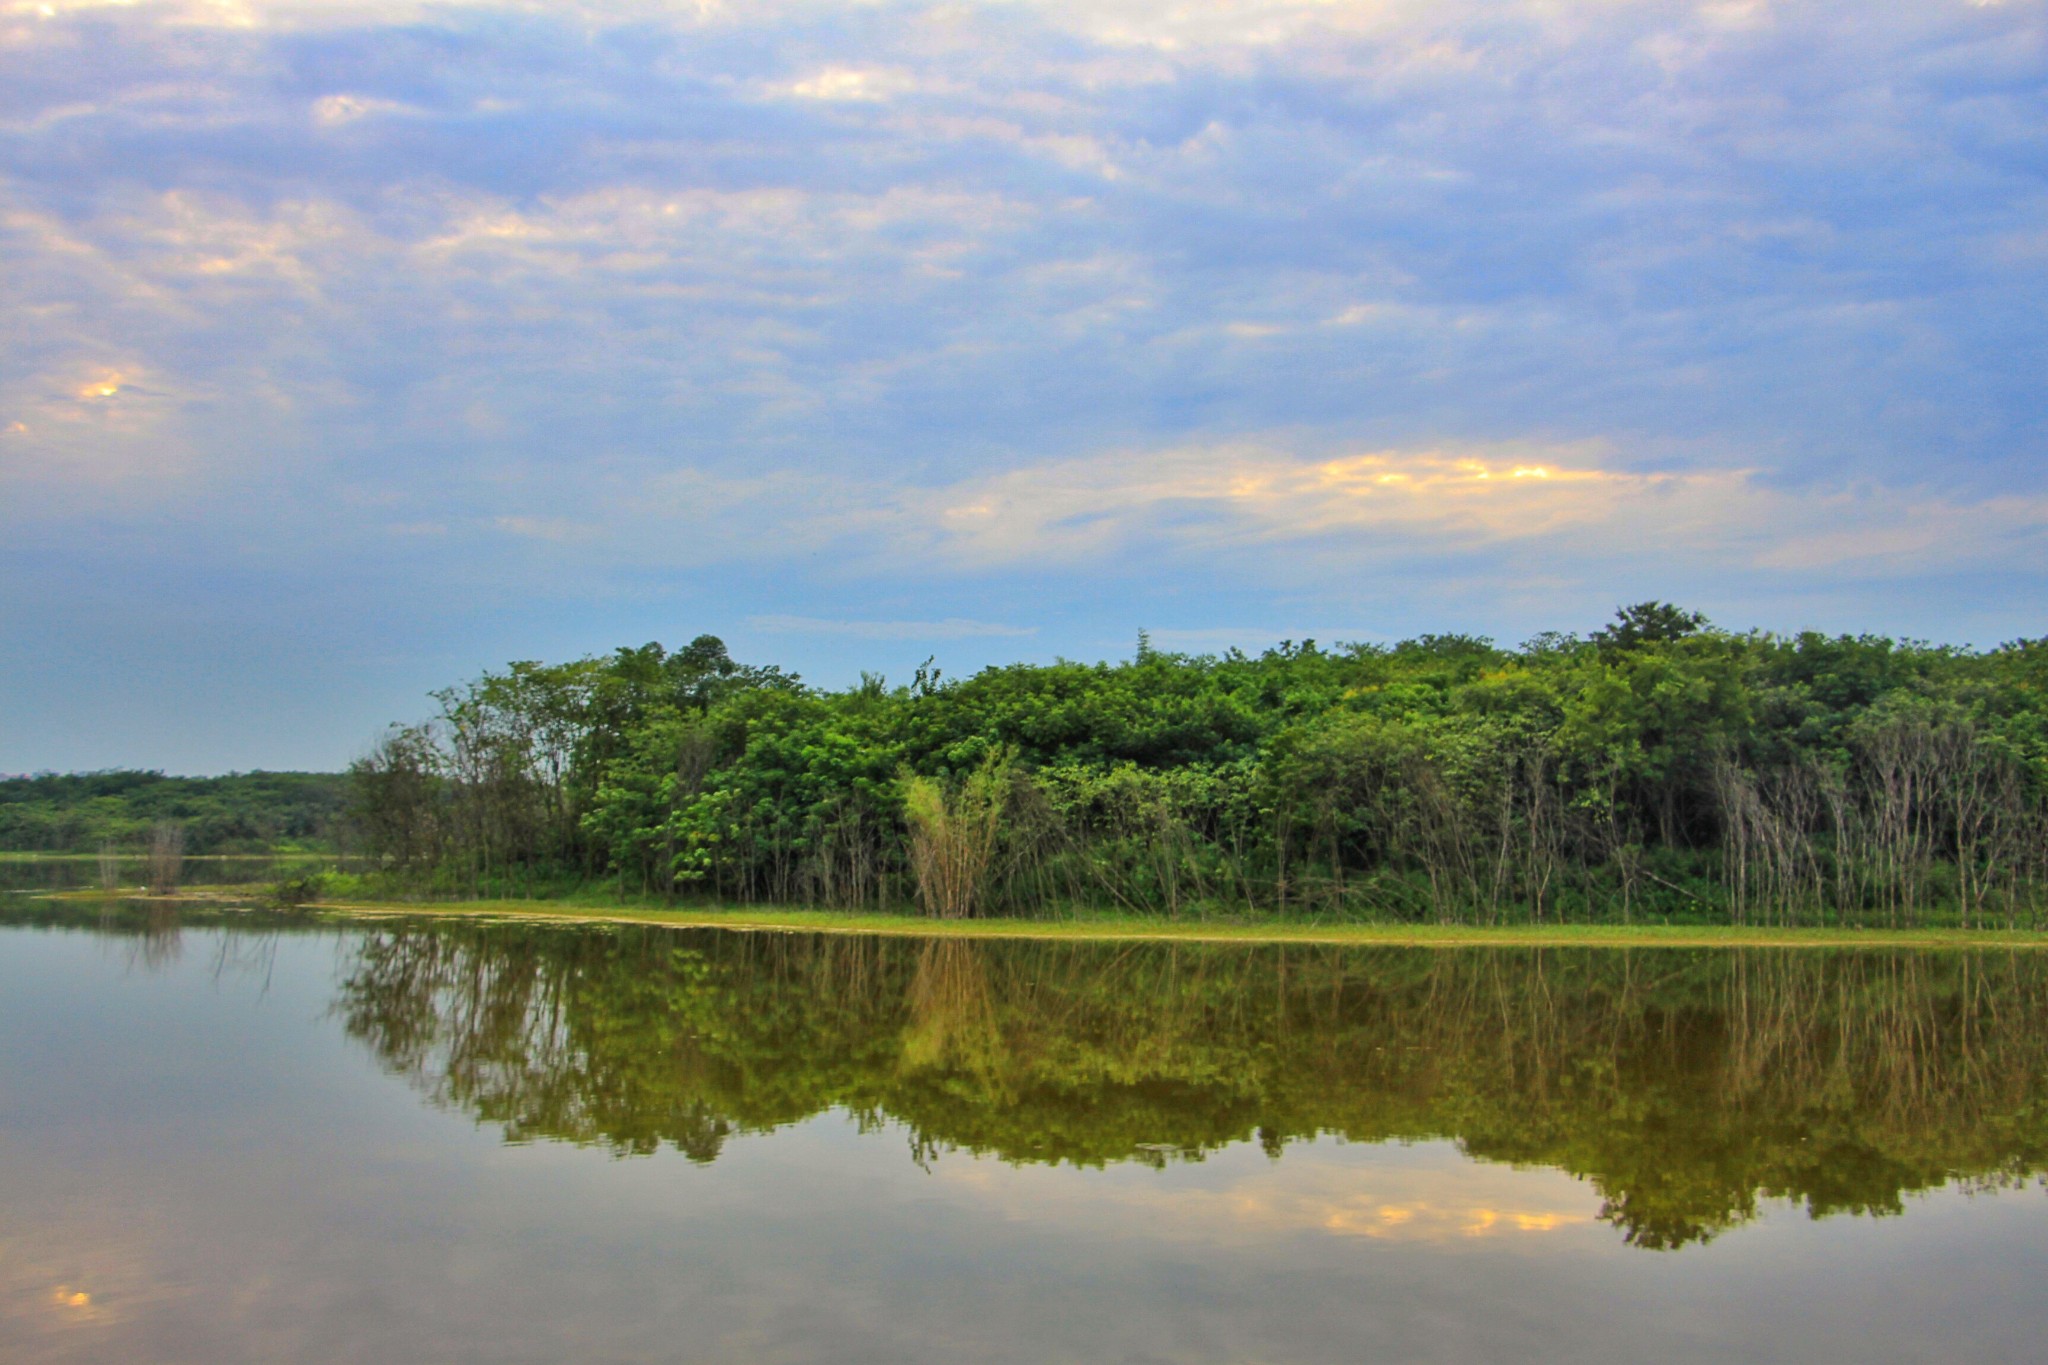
[0,854,361,895]
[928,1141,1605,1247]
[6,907,2048,1365]
[43,900,287,987]
[325,921,2048,1249]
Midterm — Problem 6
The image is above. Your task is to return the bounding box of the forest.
[343,605,2048,928]
[0,769,349,855]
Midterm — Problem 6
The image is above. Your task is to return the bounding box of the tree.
[1592,602,1709,657]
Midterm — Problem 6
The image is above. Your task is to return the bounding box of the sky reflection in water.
[2,909,2045,1364]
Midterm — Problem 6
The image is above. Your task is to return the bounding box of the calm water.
[3,906,2046,1363]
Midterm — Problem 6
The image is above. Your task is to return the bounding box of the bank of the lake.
[60,887,2048,948]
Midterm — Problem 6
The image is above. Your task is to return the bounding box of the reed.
[902,754,1009,919]
[147,822,185,895]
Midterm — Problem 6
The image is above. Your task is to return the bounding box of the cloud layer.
[4,0,2046,769]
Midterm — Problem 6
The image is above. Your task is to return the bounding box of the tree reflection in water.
[329,923,2048,1249]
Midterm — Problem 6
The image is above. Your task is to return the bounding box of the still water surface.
[3,905,2045,1363]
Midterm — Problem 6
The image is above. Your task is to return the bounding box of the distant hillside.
[0,770,350,854]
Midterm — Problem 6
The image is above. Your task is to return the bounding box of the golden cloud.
[903,442,1708,564]
[898,441,2048,579]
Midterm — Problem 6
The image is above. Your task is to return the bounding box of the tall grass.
[902,755,1010,919]
[147,822,185,895]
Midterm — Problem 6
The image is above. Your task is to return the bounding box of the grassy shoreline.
[44,887,2048,949]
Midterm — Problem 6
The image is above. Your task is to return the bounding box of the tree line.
[348,605,2048,927]
[0,770,350,855]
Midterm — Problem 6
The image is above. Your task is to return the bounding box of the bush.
[267,871,328,907]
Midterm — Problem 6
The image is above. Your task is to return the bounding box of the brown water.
[2,904,2045,1363]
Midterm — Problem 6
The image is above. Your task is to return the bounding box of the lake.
[3,904,2045,1363]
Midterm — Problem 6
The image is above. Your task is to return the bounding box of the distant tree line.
[0,770,350,855]
[348,606,2048,927]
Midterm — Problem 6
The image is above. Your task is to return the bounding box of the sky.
[3,0,2045,774]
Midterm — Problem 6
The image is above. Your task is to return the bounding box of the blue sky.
[3,0,2045,773]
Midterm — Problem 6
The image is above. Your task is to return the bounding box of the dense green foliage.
[321,921,2048,1249]
[351,608,2048,926]
[0,770,349,854]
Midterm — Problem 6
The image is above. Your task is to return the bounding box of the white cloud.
[310,92,417,125]
[776,65,919,103]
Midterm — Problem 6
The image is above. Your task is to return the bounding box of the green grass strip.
[57,888,2045,949]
